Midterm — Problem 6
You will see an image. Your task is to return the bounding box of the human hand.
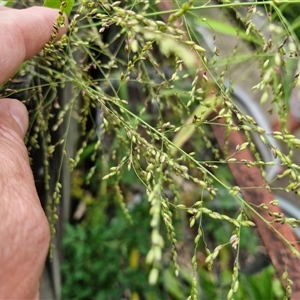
[0,6,67,299]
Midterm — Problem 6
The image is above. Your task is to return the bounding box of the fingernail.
[8,99,29,137]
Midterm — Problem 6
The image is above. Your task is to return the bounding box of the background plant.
[2,0,300,299]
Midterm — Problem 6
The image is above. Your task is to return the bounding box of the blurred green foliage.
[277,3,300,39]
[61,162,284,299]
[61,199,284,299]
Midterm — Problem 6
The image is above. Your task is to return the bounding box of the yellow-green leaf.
[43,0,74,16]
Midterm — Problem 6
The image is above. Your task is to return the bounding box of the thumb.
[0,99,50,299]
[0,99,29,139]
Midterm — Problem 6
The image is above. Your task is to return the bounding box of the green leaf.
[163,268,184,299]
[171,95,221,156]
[43,0,74,16]
[0,0,14,6]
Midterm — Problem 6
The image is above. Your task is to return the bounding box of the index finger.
[0,6,68,83]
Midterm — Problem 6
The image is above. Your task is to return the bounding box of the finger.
[0,99,29,138]
[0,98,49,299]
[0,6,68,83]
[0,6,10,11]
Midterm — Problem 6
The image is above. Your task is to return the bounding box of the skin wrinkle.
[0,198,42,272]
[0,147,35,218]
[0,154,34,199]
[0,224,46,299]
[0,122,27,150]
[0,179,47,298]
[0,125,39,228]
[0,180,49,299]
